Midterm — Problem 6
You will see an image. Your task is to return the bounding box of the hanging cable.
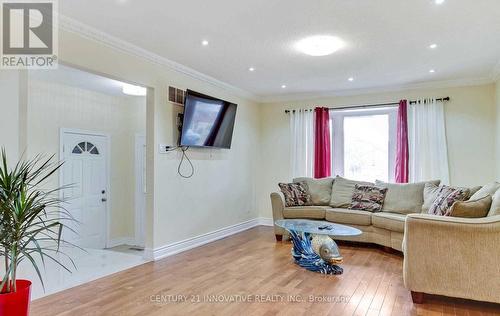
[164,146,195,178]
[177,146,194,178]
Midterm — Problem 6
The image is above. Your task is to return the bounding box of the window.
[72,142,100,155]
[330,107,397,182]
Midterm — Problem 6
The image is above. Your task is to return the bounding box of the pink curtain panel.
[314,107,331,178]
[395,100,409,183]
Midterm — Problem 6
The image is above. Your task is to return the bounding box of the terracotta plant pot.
[0,280,32,316]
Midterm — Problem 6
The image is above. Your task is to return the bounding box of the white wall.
[257,84,497,218]
[0,71,25,163]
[27,79,146,240]
[56,28,261,250]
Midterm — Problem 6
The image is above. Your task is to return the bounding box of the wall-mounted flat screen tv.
[179,90,237,149]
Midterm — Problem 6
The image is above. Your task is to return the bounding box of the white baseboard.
[107,237,137,248]
[144,217,274,261]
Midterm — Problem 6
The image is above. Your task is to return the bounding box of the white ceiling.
[60,0,500,99]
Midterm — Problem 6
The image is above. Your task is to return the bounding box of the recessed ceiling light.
[435,0,445,4]
[248,67,255,72]
[201,40,209,46]
[295,35,346,57]
[429,69,436,73]
[348,77,354,82]
[122,83,146,96]
[429,43,438,49]
[281,84,287,89]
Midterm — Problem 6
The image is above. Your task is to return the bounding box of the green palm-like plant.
[0,149,76,293]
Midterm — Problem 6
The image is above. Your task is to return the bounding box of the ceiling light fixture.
[435,0,445,4]
[201,40,209,46]
[248,67,255,72]
[429,69,436,73]
[348,77,354,82]
[122,83,147,96]
[281,84,287,89]
[429,43,438,49]
[295,35,346,57]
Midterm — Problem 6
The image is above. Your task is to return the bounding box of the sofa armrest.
[270,192,286,236]
[403,214,500,303]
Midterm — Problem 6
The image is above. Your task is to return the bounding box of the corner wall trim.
[257,217,274,227]
[144,217,274,261]
[107,237,137,248]
[491,59,500,81]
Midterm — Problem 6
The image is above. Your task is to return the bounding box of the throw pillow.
[329,176,373,208]
[293,177,333,206]
[375,180,440,215]
[469,182,500,200]
[422,183,479,213]
[448,195,492,218]
[422,182,441,213]
[468,186,483,198]
[428,185,471,216]
[487,188,500,216]
[349,184,388,212]
[278,182,311,207]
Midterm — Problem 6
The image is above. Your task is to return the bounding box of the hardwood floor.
[31,226,500,316]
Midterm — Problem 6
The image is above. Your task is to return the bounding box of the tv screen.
[180,90,237,149]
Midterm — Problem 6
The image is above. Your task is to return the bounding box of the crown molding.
[259,76,495,103]
[58,15,261,102]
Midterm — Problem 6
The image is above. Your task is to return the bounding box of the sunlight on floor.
[8,246,148,300]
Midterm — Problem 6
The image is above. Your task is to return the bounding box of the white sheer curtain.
[290,109,314,178]
[408,98,450,184]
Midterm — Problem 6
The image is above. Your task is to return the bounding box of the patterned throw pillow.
[428,185,471,216]
[350,185,388,212]
[278,182,311,207]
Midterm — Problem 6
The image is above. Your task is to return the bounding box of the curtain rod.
[284,97,450,113]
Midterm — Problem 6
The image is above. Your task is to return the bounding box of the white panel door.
[62,132,108,249]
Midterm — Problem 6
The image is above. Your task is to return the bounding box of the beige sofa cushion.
[283,206,327,219]
[293,177,333,206]
[329,176,373,208]
[488,189,500,216]
[448,196,492,218]
[375,180,440,215]
[372,212,406,233]
[325,208,372,226]
[469,182,500,200]
[468,186,483,197]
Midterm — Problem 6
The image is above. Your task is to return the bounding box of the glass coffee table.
[275,219,362,275]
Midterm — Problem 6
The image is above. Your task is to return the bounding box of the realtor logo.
[1,0,58,69]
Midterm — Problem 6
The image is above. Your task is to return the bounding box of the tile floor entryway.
[8,245,148,299]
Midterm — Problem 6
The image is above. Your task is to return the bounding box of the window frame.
[329,107,397,182]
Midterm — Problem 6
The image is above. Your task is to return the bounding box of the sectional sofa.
[270,176,500,304]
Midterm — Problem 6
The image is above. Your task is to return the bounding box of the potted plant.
[0,149,74,316]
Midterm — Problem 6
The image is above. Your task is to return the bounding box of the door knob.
[101,198,107,202]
